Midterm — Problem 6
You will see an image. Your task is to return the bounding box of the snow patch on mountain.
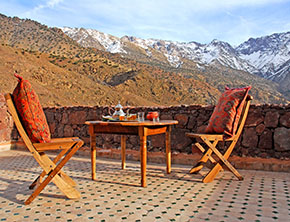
[236,32,290,79]
[61,27,126,54]
[86,29,125,54]
[62,27,289,87]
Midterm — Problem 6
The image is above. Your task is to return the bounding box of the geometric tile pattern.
[0,150,289,222]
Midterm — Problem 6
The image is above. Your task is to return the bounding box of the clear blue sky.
[1,0,290,46]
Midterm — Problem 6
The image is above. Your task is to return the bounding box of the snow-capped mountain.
[120,36,256,71]
[61,27,126,54]
[61,27,289,91]
[236,32,290,81]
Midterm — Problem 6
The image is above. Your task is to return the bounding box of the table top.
[85,120,178,127]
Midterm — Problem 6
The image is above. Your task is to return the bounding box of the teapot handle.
[106,107,113,116]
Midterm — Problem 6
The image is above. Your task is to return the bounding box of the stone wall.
[0,94,15,145]
[0,93,289,159]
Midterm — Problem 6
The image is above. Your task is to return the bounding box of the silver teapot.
[112,102,125,120]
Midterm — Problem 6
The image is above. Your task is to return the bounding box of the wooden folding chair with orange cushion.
[5,74,83,205]
[186,86,252,183]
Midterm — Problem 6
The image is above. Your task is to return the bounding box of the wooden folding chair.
[186,95,252,183]
[5,93,84,205]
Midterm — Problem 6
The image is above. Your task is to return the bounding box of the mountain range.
[0,13,289,107]
[62,27,290,98]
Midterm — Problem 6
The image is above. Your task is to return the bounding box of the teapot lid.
[115,101,123,109]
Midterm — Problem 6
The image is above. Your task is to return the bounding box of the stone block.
[245,109,264,126]
[103,134,114,142]
[160,114,173,121]
[174,113,188,128]
[196,113,210,127]
[240,147,249,156]
[274,127,290,151]
[196,125,207,133]
[95,135,103,145]
[87,109,98,121]
[55,111,63,122]
[113,134,121,143]
[264,111,279,128]
[255,124,265,135]
[128,135,139,146]
[68,110,87,124]
[280,112,290,127]
[48,122,56,135]
[258,128,272,150]
[56,125,64,138]
[82,137,90,145]
[0,108,8,128]
[187,116,197,130]
[78,125,88,137]
[61,112,69,124]
[0,94,5,104]
[171,129,192,152]
[242,127,258,148]
[151,134,165,148]
[63,124,74,137]
[0,129,11,141]
[44,110,55,123]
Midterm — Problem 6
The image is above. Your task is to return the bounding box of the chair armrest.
[33,138,83,151]
[186,133,224,140]
[50,137,80,142]
[246,95,253,101]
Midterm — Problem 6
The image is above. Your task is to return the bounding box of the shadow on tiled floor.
[0,150,289,222]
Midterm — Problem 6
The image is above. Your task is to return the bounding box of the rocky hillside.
[0,14,288,107]
[63,27,290,101]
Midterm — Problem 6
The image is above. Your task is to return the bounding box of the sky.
[1,0,290,46]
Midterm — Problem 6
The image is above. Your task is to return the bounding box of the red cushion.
[12,74,51,143]
[205,86,251,138]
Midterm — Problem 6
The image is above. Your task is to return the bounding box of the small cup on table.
[153,116,160,123]
[137,112,145,122]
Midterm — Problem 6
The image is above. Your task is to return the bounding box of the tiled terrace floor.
[0,150,289,222]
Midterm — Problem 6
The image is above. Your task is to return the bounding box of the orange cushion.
[12,74,51,143]
[205,86,251,138]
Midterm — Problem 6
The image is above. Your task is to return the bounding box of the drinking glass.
[153,116,159,122]
[137,112,145,121]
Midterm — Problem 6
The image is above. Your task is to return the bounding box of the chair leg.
[212,146,243,180]
[29,148,77,189]
[203,160,243,183]
[195,143,218,165]
[189,140,218,174]
[202,139,243,183]
[190,148,212,174]
[29,148,69,189]
[29,175,43,190]
[203,164,223,183]
[25,141,82,205]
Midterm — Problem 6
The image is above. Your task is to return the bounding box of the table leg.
[139,127,147,187]
[121,135,126,169]
[166,126,172,174]
[89,126,96,180]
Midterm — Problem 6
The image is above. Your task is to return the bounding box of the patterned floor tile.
[0,150,289,222]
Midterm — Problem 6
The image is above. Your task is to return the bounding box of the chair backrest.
[232,95,252,140]
[5,93,36,152]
